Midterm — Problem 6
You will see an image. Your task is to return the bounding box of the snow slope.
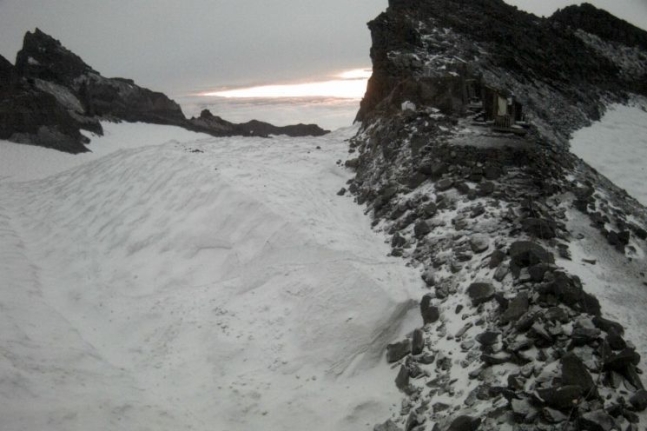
[0,124,422,431]
[570,101,647,206]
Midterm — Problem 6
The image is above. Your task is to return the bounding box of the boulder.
[395,365,410,391]
[386,339,411,363]
[469,235,489,254]
[603,348,641,371]
[629,389,647,411]
[414,220,431,238]
[592,316,624,335]
[467,282,495,306]
[542,273,601,316]
[488,249,506,269]
[446,415,481,431]
[412,329,425,355]
[509,241,554,268]
[500,292,529,324]
[579,410,617,431]
[537,385,583,410]
[435,178,454,192]
[522,218,557,239]
[478,181,495,196]
[420,294,440,325]
[475,331,500,346]
[542,407,568,423]
[561,352,597,398]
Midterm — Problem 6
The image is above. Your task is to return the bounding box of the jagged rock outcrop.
[345,1,647,430]
[356,0,647,145]
[188,110,328,138]
[0,29,329,153]
[0,51,93,153]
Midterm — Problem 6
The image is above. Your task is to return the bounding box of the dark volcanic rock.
[540,273,601,316]
[446,415,481,431]
[629,389,647,412]
[475,331,500,346]
[603,348,641,371]
[188,110,328,138]
[387,339,412,363]
[2,29,329,153]
[395,365,410,391]
[420,294,440,325]
[561,352,597,398]
[374,420,402,431]
[349,1,647,429]
[16,28,96,87]
[500,292,529,324]
[509,241,555,268]
[551,4,647,51]
[467,282,495,306]
[579,410,618,431]
[522,218,557,239]
[537,385,583,410]
[412,329,425,355]
[593,316,625,336]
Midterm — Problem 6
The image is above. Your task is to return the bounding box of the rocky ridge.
[0,29,328,153]
[345,1,647,430]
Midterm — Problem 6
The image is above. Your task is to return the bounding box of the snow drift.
[0,124,420,431]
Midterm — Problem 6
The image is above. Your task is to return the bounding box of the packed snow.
[0,123,423,431]
[570,101,647,206]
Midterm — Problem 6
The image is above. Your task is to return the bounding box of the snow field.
[570,101,647,206]
[0,123,422,431]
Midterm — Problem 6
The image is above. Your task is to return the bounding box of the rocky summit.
[346,1,647,430]
[0,29,328,153]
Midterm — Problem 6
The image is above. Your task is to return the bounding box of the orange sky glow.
[201,68,371,99]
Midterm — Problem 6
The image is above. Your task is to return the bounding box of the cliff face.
[357,0,647,144]
[349,2,647,430]
[0,29,328,153]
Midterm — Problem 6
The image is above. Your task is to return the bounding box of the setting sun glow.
[202,68,371,99]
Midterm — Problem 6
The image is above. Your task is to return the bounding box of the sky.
[0,1,646,99]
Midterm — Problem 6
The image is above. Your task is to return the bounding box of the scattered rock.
[522,218,557,239]
[561,352,597,398]
[592,316,624,336]
[604,348,641,371]
[488,250,506,269]
[374,419,402,431]
[387,340,411,363]
[579,410,617,431]
[446,415,481,431]
[420,294,440,325]
[422,268,436,287]
[542,407,568,424]
[435,178,454,192]
[395,365,410,391]
[478,181,495,196]
[493,264,509,282]
[467,282,495,306]
[629,389,647,411]
[476,331,500,346]
[509,241,554,268]
[412,329,425,355]
[414,220,432,239]
[511,398,536,422]
[500,292,529,324]
[537,385,583,410]
[455,182,471,195]
[469,235,489,254]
